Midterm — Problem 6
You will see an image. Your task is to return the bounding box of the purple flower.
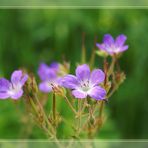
[61,64,106,100]
[96,34,128,55]
[0,70,28,100]
[38,63,61,93]
[38,62,59,81]
[50,62,59,72]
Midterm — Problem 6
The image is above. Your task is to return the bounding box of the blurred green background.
[0,9,148,139]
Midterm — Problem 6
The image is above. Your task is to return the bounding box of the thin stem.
[34,94,55,136]
[63,96,77,115]
[99,101,104,118]
[81,32,86,63]
[107,84,118,99]
[86,97,93,138]
[95,100,105,135]
[29,98,54,138]
[29,98,38,114]
[108,56,116,77]
[81,98,87,113]
[52,93,56,122]
[91,101,99,115]
[78,99,82,131]
[90,36,97,69]
[103,58,109,86]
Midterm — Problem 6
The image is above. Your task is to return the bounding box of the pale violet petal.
[90,69,105,86]
[103,34,114,46]
[76,64,90,81]
[10,89,23,100]
[11,70,22,84]
[72,89,87,99]
[0,78,11,99]
[61,75,79,89]
[88,86,106,100]
[115,34,127,47]
[39,81,52,93]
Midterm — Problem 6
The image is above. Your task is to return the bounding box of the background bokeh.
[0,9,148,139]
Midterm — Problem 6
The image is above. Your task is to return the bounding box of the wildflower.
[49,62,59,72]
[61,64,106,100]
[38,63,62,93]
[96,34,128,55]
[0,70,28,100]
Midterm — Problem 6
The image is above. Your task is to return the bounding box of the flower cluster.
[0,33,128,139]
[37,62,106,100]
[0,34,128,101]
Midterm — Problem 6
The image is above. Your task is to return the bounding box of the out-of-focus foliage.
[0,9,148,139]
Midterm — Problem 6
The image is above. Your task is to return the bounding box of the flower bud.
[24,74,38,98]
[104,81,111,93]
[58,62,70,76]
[115,72,126,85]
[52,86,65,96]
[96,50,108,58]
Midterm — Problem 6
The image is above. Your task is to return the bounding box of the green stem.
[34,94,56,137]
[64,96,77,115]
[81,98,87,113]
[81,32,86,63]
[107,83,118,99]
[29,98,38,114]
[78,99,82,131]
[29,98,54,138]
[52,93,56,122]
[108,56,116,77]
[99,101,104,118]
[95,100,105,136]
[90,36,97,69]
[86,97,93,138]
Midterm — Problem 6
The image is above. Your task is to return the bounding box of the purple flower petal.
[47,70,57,80]
[39,81,52,93]
[90,69,105,86]
[39,64,57,81]
[96,43,106,51]
[103,34,114,46]
[0,78,11,99]
[50,62,59,71]
[11,70,23,85]
[20,74,28,86]
[38,62,59,81]
[10,89,23,100]
[38,63,50,81]
[120,45,129,52]
[115,34,127,47]
[61,75,79,89]
[76,64,90,81]
[72,89,87,99]
[88,86,106,100]
[56,77,63,86]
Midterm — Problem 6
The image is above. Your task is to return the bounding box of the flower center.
[8,83,21,95]
[110,44,120,52]
[80,80,90,92]
[47,80,58,89]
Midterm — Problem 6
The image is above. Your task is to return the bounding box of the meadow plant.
[0,34,128,139]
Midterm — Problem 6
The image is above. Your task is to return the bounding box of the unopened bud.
[52,86,65,96]
[104,81,111,93]
[24,74,38,98]
[96,50,108,58]
[58,62,70,76]
[115,72,126,85]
